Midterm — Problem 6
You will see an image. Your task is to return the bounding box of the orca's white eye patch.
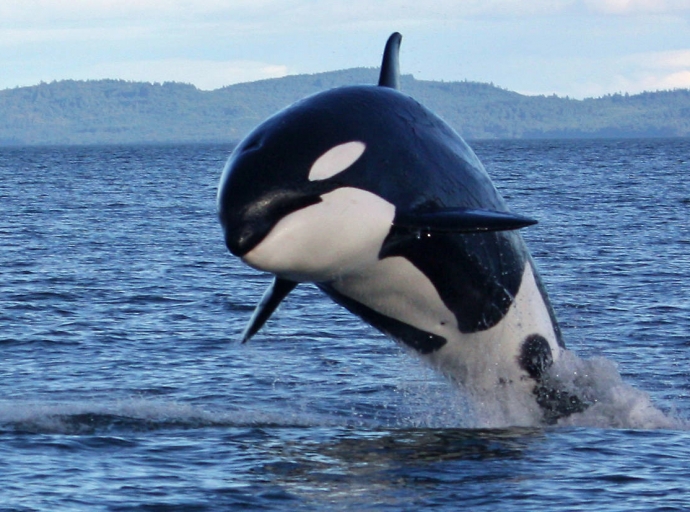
[308,141,366,181]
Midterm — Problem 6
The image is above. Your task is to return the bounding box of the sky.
[2,0,690,99]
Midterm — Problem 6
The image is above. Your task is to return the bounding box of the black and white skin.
[217,33,586,425]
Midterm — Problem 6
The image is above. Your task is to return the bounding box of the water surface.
[0,139,688,510]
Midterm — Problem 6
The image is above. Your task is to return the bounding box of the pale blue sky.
[2,0,689,98]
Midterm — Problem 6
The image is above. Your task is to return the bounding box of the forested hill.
[1,67,689,146]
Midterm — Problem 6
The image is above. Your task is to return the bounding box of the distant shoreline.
[4,136,690,150]
[2,69,689,146]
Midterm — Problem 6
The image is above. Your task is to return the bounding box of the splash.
[547,350,684,430]
[399,349,686,430]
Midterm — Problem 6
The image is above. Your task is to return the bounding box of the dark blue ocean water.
[0,139,688,510]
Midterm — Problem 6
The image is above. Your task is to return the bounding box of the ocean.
[0,138,688,510]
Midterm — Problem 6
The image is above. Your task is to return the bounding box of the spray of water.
[545,350,683,429]
[398,349,686,430]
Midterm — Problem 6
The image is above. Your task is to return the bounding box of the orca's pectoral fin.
[240,277,298,343]
[393,207,538,234]
[378,32,402,90]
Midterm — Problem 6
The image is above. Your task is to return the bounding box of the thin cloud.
[654,70,690,89]
[582,0,690,14]
[645,49,690,69]
[88,59,290,90]
[0,0,276,27]
[0,1,639,29]
[623,49,690,92]
[2,1,688,35]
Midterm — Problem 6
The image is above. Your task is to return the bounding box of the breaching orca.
[217,33,587,425]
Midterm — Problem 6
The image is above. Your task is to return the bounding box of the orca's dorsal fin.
[240,277,297,343]
[378,32,402,90]
[392,207,538,234]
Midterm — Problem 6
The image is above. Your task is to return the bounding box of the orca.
[217,32,587,425]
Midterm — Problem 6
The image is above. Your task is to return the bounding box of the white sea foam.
[0,399,337,434]
[547,350,685,430]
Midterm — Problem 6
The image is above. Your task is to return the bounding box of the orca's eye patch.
[308,141,366,181]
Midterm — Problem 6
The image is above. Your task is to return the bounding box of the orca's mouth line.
[222,193,324,257]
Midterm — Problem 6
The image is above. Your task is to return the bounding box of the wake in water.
[0,399,340,435]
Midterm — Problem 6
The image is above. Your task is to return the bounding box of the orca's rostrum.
[217,33,587,425]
